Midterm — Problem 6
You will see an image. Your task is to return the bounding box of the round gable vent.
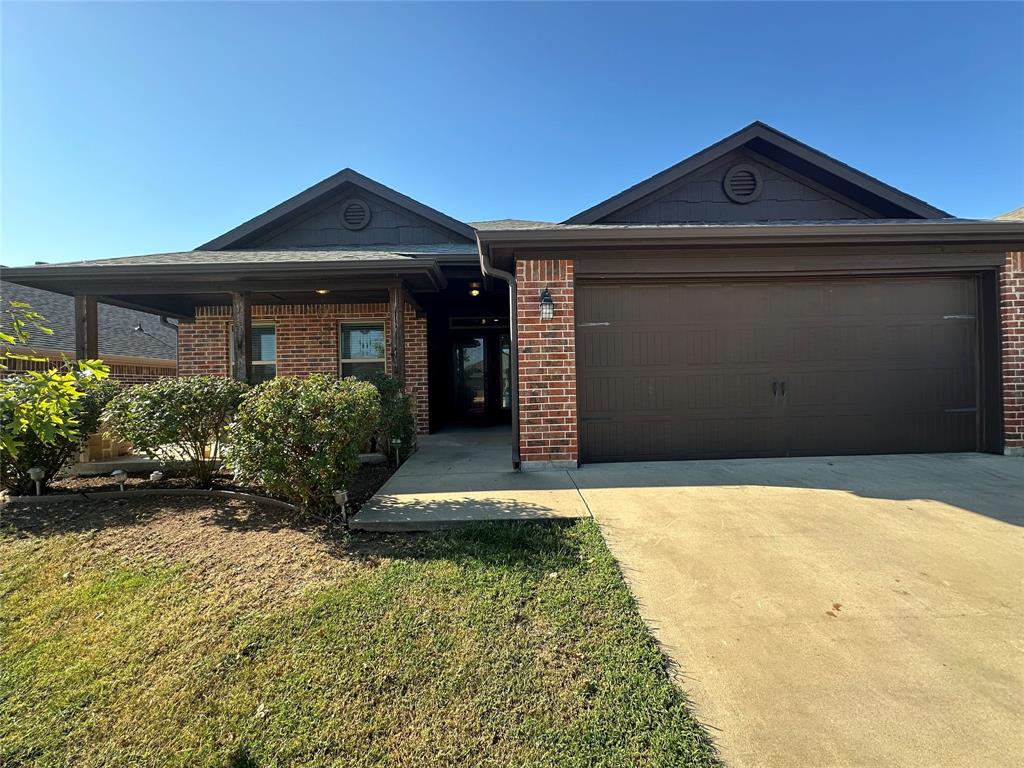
[723,164,763,204]
[340,198,372,231]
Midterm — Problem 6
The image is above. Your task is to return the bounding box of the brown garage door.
[576,277,978,463]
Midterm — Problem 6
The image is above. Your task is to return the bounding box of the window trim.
[229,321,277,380]
[339,320,386,378]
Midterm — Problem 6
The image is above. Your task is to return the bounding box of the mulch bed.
[43,460,397,513]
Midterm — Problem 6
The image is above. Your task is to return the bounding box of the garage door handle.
[772,381,778,397]
[780,381,787,397]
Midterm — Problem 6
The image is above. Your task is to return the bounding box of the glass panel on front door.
[454,336,487,418]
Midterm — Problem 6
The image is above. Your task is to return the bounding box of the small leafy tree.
[226,375,381,513]
[367,372,416,461]
[1,380,119,494]
[104,376,249,487]
[1,300,110,459]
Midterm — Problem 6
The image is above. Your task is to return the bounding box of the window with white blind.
[229,323,276,382]
[340,321,386,379]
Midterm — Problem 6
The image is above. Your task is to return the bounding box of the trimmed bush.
[367,373,416,461]
[226,375,380,512]
[104,376,249,487]
[1,379,119,495]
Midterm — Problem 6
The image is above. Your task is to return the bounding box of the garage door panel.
[577,277,978,463]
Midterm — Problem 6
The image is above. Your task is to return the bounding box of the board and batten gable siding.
[177,303,429,433]
[598,149,875,224]
[246,186,467,248]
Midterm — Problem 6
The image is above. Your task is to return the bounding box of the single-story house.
[4,122,1023,466]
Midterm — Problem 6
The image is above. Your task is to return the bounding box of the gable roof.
[565,121,952,224]
[0,277,177,360]
[995,207,1024,221]
[198,168,476,250]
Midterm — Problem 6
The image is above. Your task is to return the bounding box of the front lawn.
[0,498,718,767]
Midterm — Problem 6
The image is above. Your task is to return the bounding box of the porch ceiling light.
[468,281,481,297]
[315,289,330,295]
[539,287,554,321]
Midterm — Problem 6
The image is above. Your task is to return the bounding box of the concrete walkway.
[575,453,1024,768]
[352,427,590,531]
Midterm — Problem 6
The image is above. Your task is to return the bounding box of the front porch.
[353,426,590,531]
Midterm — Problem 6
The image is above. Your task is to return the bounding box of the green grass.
[0,506,718,767]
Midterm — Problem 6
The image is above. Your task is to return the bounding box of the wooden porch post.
[389,284,405,384]
[230,291,252,382]
[73,295,98,360]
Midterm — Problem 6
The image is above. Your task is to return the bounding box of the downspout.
[477,235,521,470]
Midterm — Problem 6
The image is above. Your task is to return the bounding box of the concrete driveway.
[572,454,1024,768]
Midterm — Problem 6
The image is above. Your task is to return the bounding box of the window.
[340,321,385,379]
[251,325,277,382]
[229,323,276,383]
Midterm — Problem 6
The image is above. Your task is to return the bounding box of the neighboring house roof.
[0,278,177,360]
[565,121,952,224]
[995,207,1024,221]
[198,168,477,250]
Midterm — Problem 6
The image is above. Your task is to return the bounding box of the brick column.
[404,302,429,434]
[516,258,577,469]
[1003,252,1023,456]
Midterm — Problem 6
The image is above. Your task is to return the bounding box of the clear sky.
[2,1,1022,266]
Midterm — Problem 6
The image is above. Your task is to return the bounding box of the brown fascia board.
[565,121,951,224]
[476,220,1024,251]
[197,168,476,250]
[1,259,448,296]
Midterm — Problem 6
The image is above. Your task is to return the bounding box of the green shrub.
[103,376,249,487]
[1,379,119,495]
[226,375,381,512]
[367,373,416,461]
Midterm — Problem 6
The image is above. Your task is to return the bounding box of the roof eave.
[476,221,1024,251]
[1,258,448,295]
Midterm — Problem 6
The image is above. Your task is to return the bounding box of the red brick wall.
[405,303,429,435]
[1003,252,1023,455]
[516,258,578,467]
[176,302,429,433]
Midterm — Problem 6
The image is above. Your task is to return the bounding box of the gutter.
[475,220,1024,250]
[477,235,521,470]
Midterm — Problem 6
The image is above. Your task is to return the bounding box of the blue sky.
[2,1,1022,266]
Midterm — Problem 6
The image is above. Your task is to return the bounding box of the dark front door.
[452,332,512,424]
[576,276,979,463]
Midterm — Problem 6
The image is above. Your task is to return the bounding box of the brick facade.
[515,258,578,468]
[177,302,429,433]
[1003,252,1023,456]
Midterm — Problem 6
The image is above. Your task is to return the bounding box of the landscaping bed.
[0,497,719,768]
[39,460,397,513]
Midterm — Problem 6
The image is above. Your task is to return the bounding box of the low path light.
[28,467,45,496]
[149,470,164,483]
[111,469,128,492]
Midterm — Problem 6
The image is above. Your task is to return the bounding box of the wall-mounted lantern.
[468,281,482,297]
[539,287,554,321]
